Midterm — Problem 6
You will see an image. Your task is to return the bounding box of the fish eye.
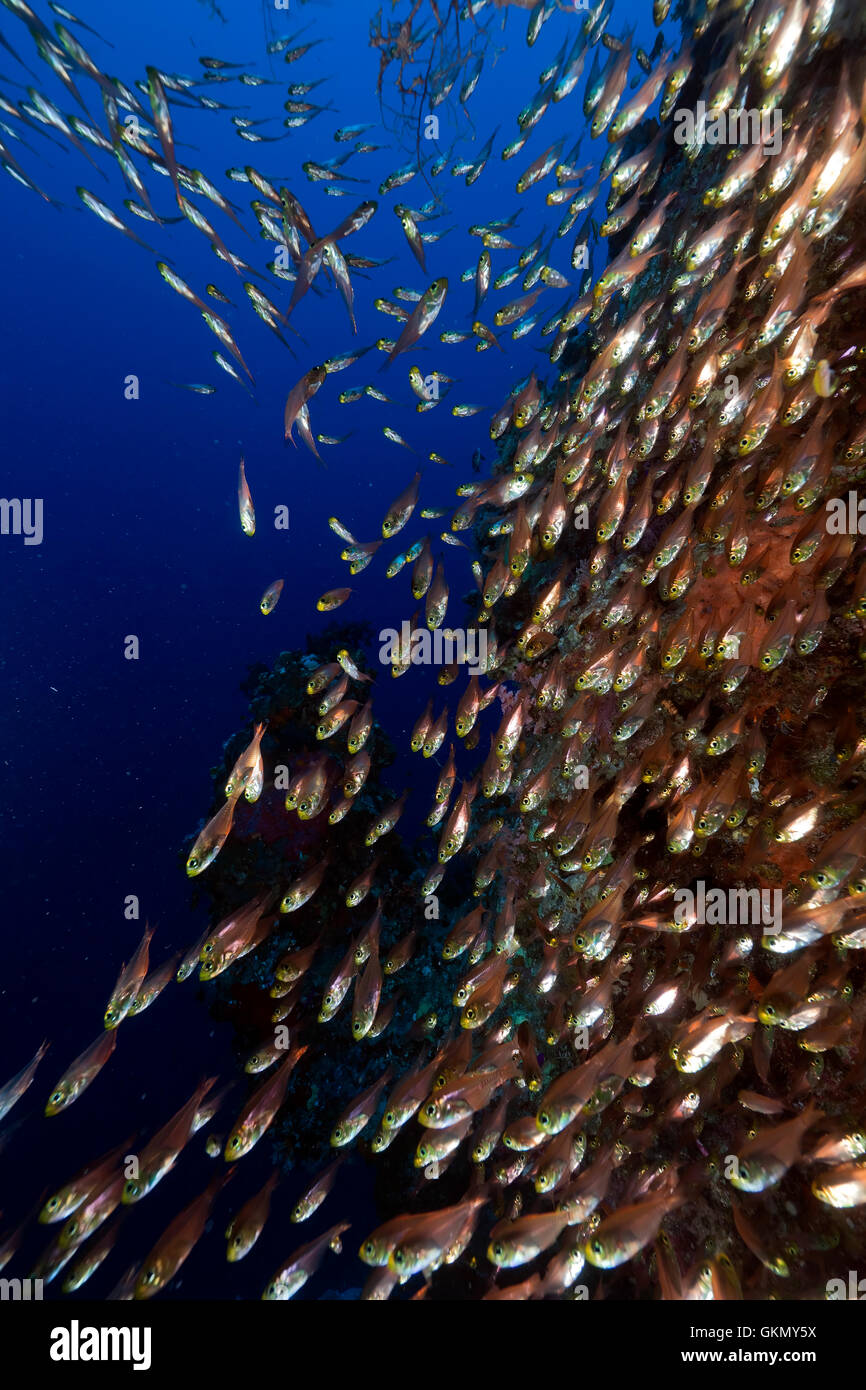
[66,1220,78,1238]
[50,1090,64,1106]
[142,1268,158,1286]
[492,1243,504,1260]
[188,856,199,870]
[590,1239,603,1254]
[538,1111,550,1128]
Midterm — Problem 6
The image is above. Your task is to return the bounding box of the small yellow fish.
[317,587,351,612]
[260,579,284,615]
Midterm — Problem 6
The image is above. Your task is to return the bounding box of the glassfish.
[134,1171,233,1299]
[262,1222,350,1299]
[186,789,242,875]
[224,1044,307,1160]
[104,922,156,1029]
[259,579,284,615]
[0,1038,49,1124]
[45,1030,117,1116]
[226,1172,279,1260]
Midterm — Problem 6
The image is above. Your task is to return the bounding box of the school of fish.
[3,0,866,1300]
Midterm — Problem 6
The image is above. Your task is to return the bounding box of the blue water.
[0,0,658,1298]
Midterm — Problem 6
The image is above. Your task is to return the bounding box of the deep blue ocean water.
[0,0,658,1298]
